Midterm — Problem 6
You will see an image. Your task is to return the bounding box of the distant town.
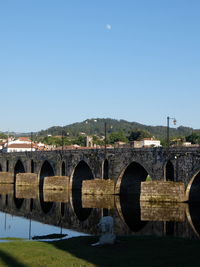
[0,118,199,152]
[0,133,197,153]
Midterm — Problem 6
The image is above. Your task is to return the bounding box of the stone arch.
[39,160,55,189]
[61,161,66,176]
[14,160,25,180]
[165,160,174,181]
[31,160,34,173]
[13,160,25,208]
[70,160,94,192]
[70,160,93,221]
[102,159,109,179]
[115,161,148,195]
[186,170,200,202]
[6,160,9,172]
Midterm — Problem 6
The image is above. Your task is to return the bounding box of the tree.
[0,133,7,139]
[128,129,152,141]
[108,132,127,144]
[92,135,104,146]
[186,133,200,144]
[74,135,86,146]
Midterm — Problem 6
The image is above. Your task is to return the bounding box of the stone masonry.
[140,181,186,202]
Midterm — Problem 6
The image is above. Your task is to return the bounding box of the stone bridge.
[0,147,200,201]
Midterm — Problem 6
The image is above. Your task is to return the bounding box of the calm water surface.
[0,185,199,241]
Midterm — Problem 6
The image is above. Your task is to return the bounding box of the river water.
[0,184,199,241]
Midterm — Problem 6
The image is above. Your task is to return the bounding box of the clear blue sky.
[0,0,200,132]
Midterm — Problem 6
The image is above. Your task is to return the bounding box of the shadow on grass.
[0,249,27,267]
[50,235,200,267]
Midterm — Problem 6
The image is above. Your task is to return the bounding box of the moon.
[106,24,112,30]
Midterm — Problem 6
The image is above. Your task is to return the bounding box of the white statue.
[92,216,116,246]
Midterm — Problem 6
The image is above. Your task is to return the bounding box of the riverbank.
[0,235,199,266]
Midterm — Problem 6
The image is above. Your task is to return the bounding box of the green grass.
[0,235,199,267]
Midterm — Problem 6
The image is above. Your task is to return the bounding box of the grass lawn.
[0,235,199,267]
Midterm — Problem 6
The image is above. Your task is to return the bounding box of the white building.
[2,136,46,152]
[8,137,32,145]
[134,138,161,148]
[4,143,36,153]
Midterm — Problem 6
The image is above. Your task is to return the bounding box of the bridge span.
[0,147,200,200]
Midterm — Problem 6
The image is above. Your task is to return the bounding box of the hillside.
[37,118,198,139]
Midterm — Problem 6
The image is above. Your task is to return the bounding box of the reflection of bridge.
[0,147,200,200]
[0,186,198,240]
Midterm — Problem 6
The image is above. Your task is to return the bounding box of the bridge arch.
[39,160,55,189]
[14,160,25,178]
[70,160,94,192]
[61,161,66,176]
[165,160,174,181]
[0,164,2,172]
[31,160,34,173]
[115,161,148,195]
[186,170,200,202]
[102,159,109,179]
[6,160,9,172]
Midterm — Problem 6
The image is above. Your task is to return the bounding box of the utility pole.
[104,122,107,158]
[62,130,64,152]
[31,132,33,153]
[167,116,177,148]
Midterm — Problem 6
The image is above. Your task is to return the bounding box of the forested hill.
[37,118,199,139]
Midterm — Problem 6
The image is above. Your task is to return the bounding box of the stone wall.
[82,195,115,209]
[0,147,199,197]
[43,190,69,203]
[140,181,186,202]
[16,173,38,186]
[0,172,14,184]
[43,176,69,190]
[82,179,115,195]
[140,202,186,221]
[15,185,39,199]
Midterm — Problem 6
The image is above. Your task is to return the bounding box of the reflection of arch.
[165,222,175,236]
[116,162,148,195]
[186,171,200,202]
[71,191,92,221]
[61,161,66,176]
[103,159,109,180]
[71,160,94,192]
[115,195,147,232]
[39,190,53,214]
[61,203,65,217]
[165,160,174,181]
[5,195,8,206]
[30,199,34,212]
[186,204,200,238]
[14,195,24,209]
[39,161,55,189]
